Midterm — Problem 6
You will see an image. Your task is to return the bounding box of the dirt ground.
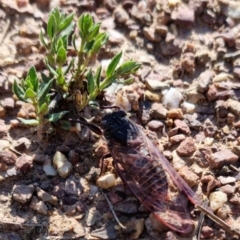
[1,0,240,239]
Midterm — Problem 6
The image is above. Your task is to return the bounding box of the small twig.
[100,189,126,229]
[195,200,207,240]
[196,204,240,238]
[229,164,240,173]
[9,147,23,156]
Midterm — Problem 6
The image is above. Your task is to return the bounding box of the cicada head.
[101,110,139,145]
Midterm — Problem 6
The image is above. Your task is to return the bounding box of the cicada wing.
[137,128,203,206]
[111,145,194,234]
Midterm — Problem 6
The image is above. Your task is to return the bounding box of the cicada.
[100,110,204,234]
[70,110,240,236]
[71,110,202,233]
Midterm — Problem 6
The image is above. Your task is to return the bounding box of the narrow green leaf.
[18,117,39,125]
[38,102,48,114]
[41,72,51,83]
[25,76,34,90]
[72,34,77,50]
[47,14,56,38]
[86,23,101,42]
[46,63,58,77]
[56,46,67,65]
[56,38,63,51]
[90,33,108,55]
[106,52,122,78]
[84,40,94,52]
[53,8,61,25]
[63,57,75,75]
[62,35,68,50]
[39,30,48,48]
[37,79,54,106]
[116,61,141,75]
[12,80,25,101]
[123,77,134,85]
[47,111,69,122]
[28,66,37,81]
[59,14,74,32]
[28,66,38,92]
[24,88,36,98]
[95,66,102,88]
[59,22,74,38]
[87,70,95,95]
[78,13,93,37]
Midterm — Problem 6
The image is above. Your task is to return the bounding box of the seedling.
[12,9,141,139]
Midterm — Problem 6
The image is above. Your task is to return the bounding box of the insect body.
[101,110,203,234]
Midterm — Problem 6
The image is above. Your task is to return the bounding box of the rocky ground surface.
[1,0,240,239]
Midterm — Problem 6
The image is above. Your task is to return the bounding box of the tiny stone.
[0,120,8,138]
[43,159,58,177]
[64,175,83,196]
[174,119,191,135]
[217,176,236,185]
[114,6,129,24]
[209,191,228,211]
[1,97,14,109]
[36,187,58,206]
[0,150,17,165]
[96,173,116,189]
[145,79,169,92]
[172,150,186,171]
[171,5,195,28]
[176,137,196,156]
[167,108,183,119]
[229,194,240,205]
[227,99,240,117]
[15,154,33,173]
[201,226,214,238]
[143,27,161,42]
[219,184,237,196]
[147,120,164,131]
[53,151,72,179]
[114,199,139,214]
[85,207,101,227]
[17,103,36,119]
[145,90,162,101]
[209,150,238,169]
[30,196,48,215]
[0,162,8,171]
[162,88,183,109]
[178,166,200,187]
[12,184,35,204]
[150,103,168,119]
[0,105,6,118]
[169,134,185,144]
[13,137,31,152]
[197,70,214,93]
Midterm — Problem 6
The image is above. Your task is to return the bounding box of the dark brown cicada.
[71,110,202,233]
[100,110,203,234]
[70,110,240,236]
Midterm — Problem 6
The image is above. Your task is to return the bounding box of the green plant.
[12,8,141,138]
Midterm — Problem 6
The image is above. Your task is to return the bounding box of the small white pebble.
[97,173,116,189]
[162,87,183,108]
[209,191,228,211]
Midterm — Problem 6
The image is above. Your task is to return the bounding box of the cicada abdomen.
[101,110,202,234]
